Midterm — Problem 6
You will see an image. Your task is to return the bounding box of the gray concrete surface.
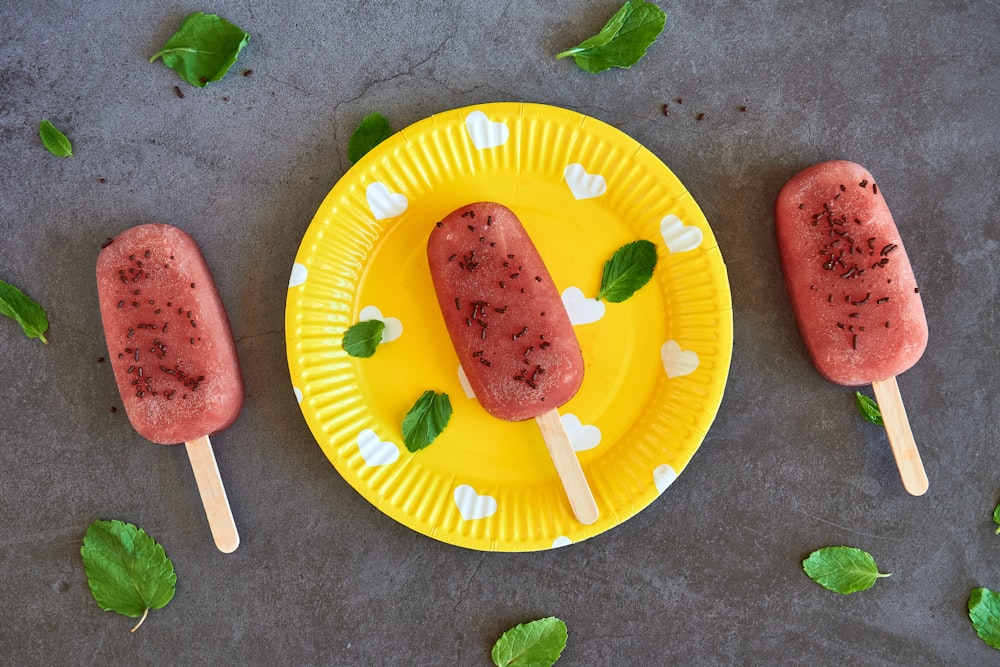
[2,1,999,664]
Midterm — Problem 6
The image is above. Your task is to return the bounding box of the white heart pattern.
[366,182,408,220]
[288,262,308,288]
[356,429,400,467]
[465,110,509,149]
[653,464,678,493]
[564,163,607,200]
[457,364,476,398]
[454,484,498,520]
[660,215,703,253]
[359,305,402,343]
[661,340,699,378]
[561,413,602,452]
[561,286,605,325]
[552,536,573,549]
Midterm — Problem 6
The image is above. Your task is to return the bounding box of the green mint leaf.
[0,279,50,343]
[342,319,385,358]
[556,1,666,74]
[969,588,1000,649]
[80,519,177,632]
[149,12,250,88]
[992,499,1000,535]
[348,113,393,163]
[492,617,568,667]
[802,546,890,594]
[597,240,657,302]
[855,391,884,426]
[401,390,452,453]
[38,119,73,157]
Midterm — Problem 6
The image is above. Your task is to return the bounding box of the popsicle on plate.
[775,160,928,495]
[97,223,243,550]
[427,203,597,524]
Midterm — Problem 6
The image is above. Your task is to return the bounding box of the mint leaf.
[0,279,50,343]
[855,391,884,426]
[150,12,250,88]
[80,519,177,632]
[597,240,657,302]
[802,546,890,594]
[993,499,1000,535]
[348,113,393,163]
[556,1,666,74]
[969,588,1000,649]
[38,119,73,157]
[401,390,452,453]
[342,319,385,358]
[492,617,568,667]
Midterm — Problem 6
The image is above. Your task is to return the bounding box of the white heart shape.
[661,340,699,378]
[561,413,602,452]
[465,110,510,149]
[288,262,308,288]
[660,214,703,253]
[561,286,605,325]
[552,536,573,549]
[292,386,303,404]
[356,429,400,467]
[564,163,607,200]
[457,364,476,398]
[366,182,408,220]
[454,484,498,520]
[359,305,403,343]
[653,464,678,493]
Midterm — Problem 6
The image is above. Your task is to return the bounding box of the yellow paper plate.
[286,103,732,551]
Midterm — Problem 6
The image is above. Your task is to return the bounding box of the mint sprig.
[992,499,1000,535]
[348,113,393,163]
[855,391,884,426]
[342,319,385,358]
[150,12,250,88]
[39,119,73,157]
[802,546,890,594]
[80,520,177,632]
[0,279,50,343]
[401,390,452,453]
[556,1,666,74]
[597,240,657,302]
[492,617,568,667]
[969,588,1000,650]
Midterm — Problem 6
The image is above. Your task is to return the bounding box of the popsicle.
[97,223,243,550]
[427,203,598,524]
[775,160,928,495]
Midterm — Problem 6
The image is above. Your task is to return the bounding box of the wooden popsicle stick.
[184,435,240,553]
[535,409,599,525]
[871,376,928,496]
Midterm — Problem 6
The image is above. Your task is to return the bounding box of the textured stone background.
[2,2,998,664]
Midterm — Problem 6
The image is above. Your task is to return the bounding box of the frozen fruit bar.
[97,223,244,444]
[427,202,584,421]
[775,160,927,386]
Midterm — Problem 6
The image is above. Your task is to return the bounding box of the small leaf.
[597,240,657,302]
[969,587,1000,650]
[80,520,177,632]
[149,12,250,88]
[802,546,890,594]
[39,119,73,157]
[0,279,50,343]
[401,390,452,453]
[348,113,393,163]
[556,1,667,74]
[992,500,1000,535]
[855,391,884,426]
[492,617,568,667]
[342,319,385,358]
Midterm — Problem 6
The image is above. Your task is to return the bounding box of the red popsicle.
[97,223,243,550]
[428,203,598,524]
[775,161,928,495]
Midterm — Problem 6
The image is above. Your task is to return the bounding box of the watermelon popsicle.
[427,203,598,524]
[775,161,928,495]
[97,223,243,551]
